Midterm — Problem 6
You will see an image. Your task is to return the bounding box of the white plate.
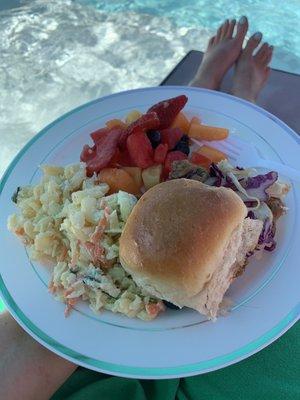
[0,86,299,379]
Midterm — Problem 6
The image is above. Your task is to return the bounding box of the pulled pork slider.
[119,179,263,319]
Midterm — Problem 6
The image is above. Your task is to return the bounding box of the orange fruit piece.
[98,168,140,195]
[122,167,143,189]
[170,112,190,133]
[190,116,201,124]
[196,145,227,163]
[188,123,229,141]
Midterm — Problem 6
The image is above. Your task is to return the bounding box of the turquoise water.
[80,0,300,73]
[1,0,300,180]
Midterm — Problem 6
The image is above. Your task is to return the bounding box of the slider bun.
[119,179,248,308]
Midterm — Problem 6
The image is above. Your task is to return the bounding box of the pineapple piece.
[142,165,162,190]
[125,110,142,125]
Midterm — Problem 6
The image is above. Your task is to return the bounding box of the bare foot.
[231,32,273,102]
[190,16,249,90]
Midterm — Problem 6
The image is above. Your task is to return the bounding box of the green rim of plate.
[1,274,299,376]
[0,86,299,377]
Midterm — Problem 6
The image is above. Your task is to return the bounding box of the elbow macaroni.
[7,163,162,320]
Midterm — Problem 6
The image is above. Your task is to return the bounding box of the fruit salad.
[80,95,229,195]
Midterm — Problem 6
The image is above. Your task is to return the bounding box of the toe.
[227,19,236,38]
[255,43,273,65]
[254,42,269,62]
[235,15,248,43]
[207,36,216,49]
[264,45,274,65]
[244,32,263,55]
[215,24,222,42]
[216,20,228,41]
[221,19,230,39]
[263,66,271,85]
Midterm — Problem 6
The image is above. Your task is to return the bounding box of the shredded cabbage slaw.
[7,163,165,320]
[208,160,289,251]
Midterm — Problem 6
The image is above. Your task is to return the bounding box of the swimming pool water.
[83,0,300,72]
[0,0,299,178]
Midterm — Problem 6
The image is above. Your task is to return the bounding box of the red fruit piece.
[190,152,212,170]
[127,131,154,169]
[164,151,187,175]
[109,148,134,167]
[160,128,183,150]
[80,144,96,162]
[117,149,134,167]
[154,143,168,164]
[109,148,121,167]
[85,128,123,175]
[119,112,160,148]
[147,95,188,129]
[128,112,160,135]
[90,127,111,144]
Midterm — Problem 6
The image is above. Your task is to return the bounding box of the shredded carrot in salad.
[64,298,79,317]
[145,302,166,318]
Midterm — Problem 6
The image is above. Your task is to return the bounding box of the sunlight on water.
[0,0,299,177]
[82,0,300,73]
[0,0,212,176]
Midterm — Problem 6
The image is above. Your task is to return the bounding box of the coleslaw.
[7,163,164,320]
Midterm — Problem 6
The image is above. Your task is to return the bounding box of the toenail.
[253,32,262,40]
[269,45,274,51]
[238,16,247,24]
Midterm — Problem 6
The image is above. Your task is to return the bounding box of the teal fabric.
[52,321,299,400]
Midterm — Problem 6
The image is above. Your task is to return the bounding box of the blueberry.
[173,134,190,155]
[180,135,189,143]
[147,130,161,149]
[163,300,180,310]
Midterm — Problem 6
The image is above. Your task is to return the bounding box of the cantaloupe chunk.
[188,123,229,141]
[196,145,227,163]
[170,112,190,133]
[188,116,201,134]
[99,168,140,195]
[122,167,143,189]
[189,116,201,126]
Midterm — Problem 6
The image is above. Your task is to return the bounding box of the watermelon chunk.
[119,112,160,148]
[80,144,96,162]
[154,143,168,164]
[190,152,212,170]
[127,131,154,169]
[85,128,123,175]
[90,127,111,144]
[160,128,184,150]
[147,95,188,129]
